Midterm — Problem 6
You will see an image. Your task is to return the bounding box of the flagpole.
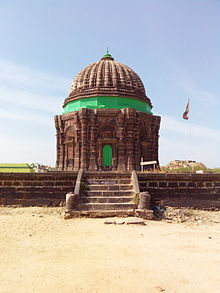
[188,120,194,172]
[183,98,194,172]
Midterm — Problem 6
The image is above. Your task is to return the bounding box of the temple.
[54,51,161,171]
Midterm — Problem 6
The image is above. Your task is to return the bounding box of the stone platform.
[1,171,220,212]
[64,209,153,220]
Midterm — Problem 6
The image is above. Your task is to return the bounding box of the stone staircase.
[76,172,136,217]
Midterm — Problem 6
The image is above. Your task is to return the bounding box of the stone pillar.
[134,115,141,170]
[148,119,156,162]
[117,113,126,171]
[125,109,135,171]
[56,133,61,169]
[97,143,102,171]
[112,143,117,171]
[80,108,88,170]
[89,112,97,170]
[151,115,161,168]
[73,114,80,171]
[54,115,65,170]
[64,141,68,170]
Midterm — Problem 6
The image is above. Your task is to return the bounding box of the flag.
[183,99,189,120]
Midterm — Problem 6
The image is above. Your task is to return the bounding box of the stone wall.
[0,172,77,206]
[1,172,220,209]
[138,173,220,209]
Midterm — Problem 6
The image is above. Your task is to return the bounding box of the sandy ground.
[0,207,220,293]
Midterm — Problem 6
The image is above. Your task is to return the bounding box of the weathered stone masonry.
[138,173,220,209]
[0,172,220,209]
[55,108,160,171]
[0,172,77,206]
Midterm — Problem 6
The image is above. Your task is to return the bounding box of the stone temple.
[3,52,218,218]
[54,51,161,172]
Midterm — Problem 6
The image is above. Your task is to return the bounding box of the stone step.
[79,196,133,203]
[84,172,131,178]
[65,209,136,218]
[78,203,136,211]
[84,184,133,191]
[82,190,133,197]
[85,179,131,185]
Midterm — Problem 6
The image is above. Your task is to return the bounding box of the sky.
[0,0,219,168]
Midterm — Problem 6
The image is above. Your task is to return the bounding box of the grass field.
[0,163,34,173]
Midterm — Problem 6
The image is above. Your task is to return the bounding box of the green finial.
[102,47,113,59]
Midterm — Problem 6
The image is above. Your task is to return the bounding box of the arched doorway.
[102,144,112,167]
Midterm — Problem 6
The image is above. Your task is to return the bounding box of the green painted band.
[63,96,152,114]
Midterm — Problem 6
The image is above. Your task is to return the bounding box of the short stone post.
[135,191,153,220]
[65,192,76,212]
[138,192,151,210]
[65,192,79,219]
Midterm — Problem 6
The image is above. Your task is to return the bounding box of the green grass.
[0,168,34,173]
[0,163,29,167]
[0,163,34,173]
[207,168,220,173]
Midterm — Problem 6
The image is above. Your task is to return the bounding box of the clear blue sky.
[0,0,219,167]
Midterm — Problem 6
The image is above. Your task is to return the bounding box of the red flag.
[183,100,189,120]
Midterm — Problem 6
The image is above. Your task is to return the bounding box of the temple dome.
[64,52,152,108]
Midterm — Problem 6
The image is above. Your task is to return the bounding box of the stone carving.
[55,52,161,171]
[55,108,160,171]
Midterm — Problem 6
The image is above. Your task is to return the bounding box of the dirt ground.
[0,207,220,293]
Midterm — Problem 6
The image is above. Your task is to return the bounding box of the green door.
[102,144,112,167]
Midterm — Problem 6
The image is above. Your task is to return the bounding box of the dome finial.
[101,48,114,61]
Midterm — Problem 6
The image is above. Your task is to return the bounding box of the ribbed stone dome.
[64,53,152,107]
